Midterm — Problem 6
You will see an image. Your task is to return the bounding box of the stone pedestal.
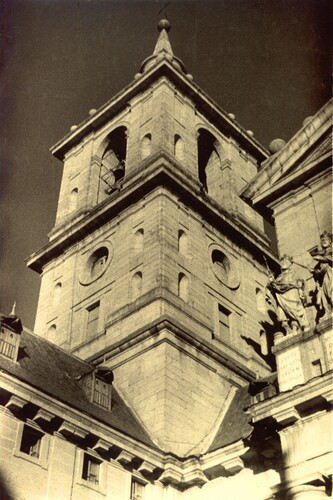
[286,484,327,499]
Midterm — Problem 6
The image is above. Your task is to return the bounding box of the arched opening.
[178,273,189,302]
[178,230,188,256]
[141,134,152,160]
[174,135,184,161]
[53,283,62,306]
[69,188,78,212]
[99,126,127,200]
[133,229,144,253]
[132,272,143,300]
[197,128,221,193]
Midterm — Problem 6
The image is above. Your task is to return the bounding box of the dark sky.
[0,0,331,329]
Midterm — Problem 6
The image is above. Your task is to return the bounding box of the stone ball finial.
[158,19,171,32]
[269,138,286,154]
[302,116,313,127]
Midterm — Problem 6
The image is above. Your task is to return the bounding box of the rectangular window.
[86,302,100,339]
[311,359,322,377]
[218,304,230,341]
[20,425,44,458]
[82,453,101,485]
[131,479,145,500]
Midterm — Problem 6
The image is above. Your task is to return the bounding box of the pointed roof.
[138,19,187,75]
[241,98,332,207]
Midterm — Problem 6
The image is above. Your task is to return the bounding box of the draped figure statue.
[267,255,309,334]
[311,231,333,318]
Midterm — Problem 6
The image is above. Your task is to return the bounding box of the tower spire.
[153,19,173,57]
[138,19,187,76]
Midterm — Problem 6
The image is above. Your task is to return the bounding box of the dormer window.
[93,367,113,410]
[0,313,22,362]
[0,328,17,360]
[93,377,111,409]
[77,366,113,410]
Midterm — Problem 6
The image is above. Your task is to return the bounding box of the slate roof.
[0,327,156,449]
[208,385,253,452]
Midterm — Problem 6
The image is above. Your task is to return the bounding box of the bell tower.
[27,21,278,456]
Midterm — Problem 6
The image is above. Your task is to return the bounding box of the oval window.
[209,244,240,289]
[79,242,113,285]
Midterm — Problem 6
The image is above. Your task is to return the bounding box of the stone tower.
[27,21,278,457]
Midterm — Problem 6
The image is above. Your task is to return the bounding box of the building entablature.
[0,370,270,491]
[247,370,333,427]
[0,372,162,468]
[27,151,278,274]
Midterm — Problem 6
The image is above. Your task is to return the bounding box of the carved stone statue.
[311,231,333,317]
[267,255,309,334]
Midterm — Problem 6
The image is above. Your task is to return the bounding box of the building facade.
[1,20,332,500]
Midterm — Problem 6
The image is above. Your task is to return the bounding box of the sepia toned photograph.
[0,0,332,498]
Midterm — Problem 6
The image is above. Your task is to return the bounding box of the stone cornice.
[85,315,257,382]
[26,152,277,274]
[51,60,267,162]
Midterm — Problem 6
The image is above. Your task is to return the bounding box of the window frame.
[131,477,146,500]
[76,450,106,493]
[86,301,100,340]
[14,421,49,469]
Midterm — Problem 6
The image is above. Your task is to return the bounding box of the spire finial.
[10,301,16,316]
[158,19,171,32]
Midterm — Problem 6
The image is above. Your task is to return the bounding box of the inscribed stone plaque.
[323,331,333,370]
[276,346,304,391]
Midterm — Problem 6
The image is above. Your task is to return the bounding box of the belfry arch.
[197,128,222,194]
[98,126,127,201]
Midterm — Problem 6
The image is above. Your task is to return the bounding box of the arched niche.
[132,272,143,300]
[178,230,188,257]
[178,273,189,302]
[141,134,152,160]
[256,287,267,314]
[53,283,62,306]
[69,188,78,212]
[133,228,144,253]
[174,134,185,161]
[197,128,221,193]
[47,324,57,341]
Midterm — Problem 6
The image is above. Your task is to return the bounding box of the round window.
[79,243,112,285]
[209,244,239,289]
